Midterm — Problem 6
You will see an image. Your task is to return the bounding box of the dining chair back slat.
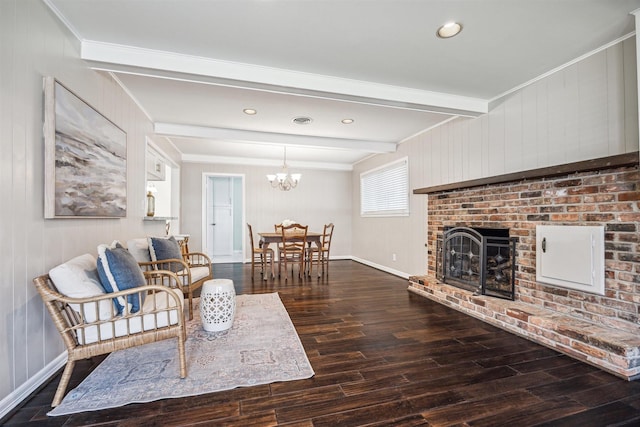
[309,223,334,277]
[278,223,308,280]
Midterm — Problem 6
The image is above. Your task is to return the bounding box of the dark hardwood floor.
[5,260,640,426]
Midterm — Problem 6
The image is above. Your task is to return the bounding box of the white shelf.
[143,216,177,221]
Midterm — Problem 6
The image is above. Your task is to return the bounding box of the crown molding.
[81,41,488,117]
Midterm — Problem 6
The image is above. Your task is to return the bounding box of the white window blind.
[360,157,409,217]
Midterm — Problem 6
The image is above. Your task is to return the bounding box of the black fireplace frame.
[436,226,517,300]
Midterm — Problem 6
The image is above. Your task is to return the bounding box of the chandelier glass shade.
[267,147,301,191]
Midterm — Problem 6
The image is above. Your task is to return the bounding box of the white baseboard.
[350,256,411,279]
[0,352,67,420]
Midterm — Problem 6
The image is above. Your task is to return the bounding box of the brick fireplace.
[409,158,640,380]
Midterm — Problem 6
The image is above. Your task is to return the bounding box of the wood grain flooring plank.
[310,399,420,427]
[457,371,560,400]
[269,371,364,395]
[275,388,405,423]
[528,372,620,398]
[532,401,640,426]
[567,380,640,407]
[466,396,585,427]
[241,385,344,415]
[421,390,542,426]
[341,374,410,396]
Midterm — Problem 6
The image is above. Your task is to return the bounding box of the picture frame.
[43,77,127,218]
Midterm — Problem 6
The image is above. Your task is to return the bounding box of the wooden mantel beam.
[413,152,639,195]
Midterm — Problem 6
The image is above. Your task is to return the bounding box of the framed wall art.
[43,77,127,218]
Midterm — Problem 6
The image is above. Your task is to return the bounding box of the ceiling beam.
[82,41,488,117]
[180,154,353,171]
[154,123,397,153]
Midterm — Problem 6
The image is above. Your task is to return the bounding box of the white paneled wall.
[352,37,638,278]
[181,163,352,261]
[0,0,169,413]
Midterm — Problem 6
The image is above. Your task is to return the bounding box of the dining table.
[258,231,322,277]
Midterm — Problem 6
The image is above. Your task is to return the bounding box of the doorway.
[202,174,244,264]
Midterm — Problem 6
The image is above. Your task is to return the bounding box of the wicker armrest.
[183,252,212,268]
[138,258,190,272]
[143,269,184,292]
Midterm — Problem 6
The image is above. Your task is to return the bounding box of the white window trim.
[360,157,409,217]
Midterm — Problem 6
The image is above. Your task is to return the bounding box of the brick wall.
[425,166,640,333]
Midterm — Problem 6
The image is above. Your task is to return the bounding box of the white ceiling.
[46,0,640,170]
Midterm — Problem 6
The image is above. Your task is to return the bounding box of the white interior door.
[209,177,233,257]
[204,174,245,263]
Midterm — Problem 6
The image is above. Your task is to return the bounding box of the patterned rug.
[48,292,314,416]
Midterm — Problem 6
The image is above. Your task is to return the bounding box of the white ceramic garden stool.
[200,279,236,332]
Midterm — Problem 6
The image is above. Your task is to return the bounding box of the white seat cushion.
[178,266,210,286]
[78,288,184,345]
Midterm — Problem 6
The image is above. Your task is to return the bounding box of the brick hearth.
[409,164,640,380]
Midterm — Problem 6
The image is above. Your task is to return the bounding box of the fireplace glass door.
[437,227,516,300]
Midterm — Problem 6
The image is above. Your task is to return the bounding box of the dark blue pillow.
[148,236,184,272]
[97,241,146,315]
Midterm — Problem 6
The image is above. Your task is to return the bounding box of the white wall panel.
[460,118,470,180]
[578,52,608,158]
[624,37,640,152]
[521,85,538,169]
[564,63,580,160]
[535,80,550,166]
[607,42,626,154]
[430,126,448,184]
[504,92,524,173]
[488,102,506,176]
[467,116,483,179]
[450,120,463,183]
[547,71,567,165]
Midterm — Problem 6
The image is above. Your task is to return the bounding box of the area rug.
[48,292,314,416]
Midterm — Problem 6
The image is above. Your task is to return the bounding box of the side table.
[200,279,236,332]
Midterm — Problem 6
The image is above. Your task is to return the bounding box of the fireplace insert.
[436,227,516,300]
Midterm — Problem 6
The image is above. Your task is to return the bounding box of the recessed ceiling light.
[292,116,313,125]
[341,118,354,124]
[243,108,257,115]
[436,21,462,39]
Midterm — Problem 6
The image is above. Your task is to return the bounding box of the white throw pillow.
[49,254,114,323]
[126,238,152,263]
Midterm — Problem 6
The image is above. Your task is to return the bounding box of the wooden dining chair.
[308,223,334,277]
[247,223,274,280]
[278,223,308,280]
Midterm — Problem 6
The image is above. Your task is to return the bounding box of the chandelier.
[266,147,301,191]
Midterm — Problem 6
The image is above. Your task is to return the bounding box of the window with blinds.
[360,157,409,217]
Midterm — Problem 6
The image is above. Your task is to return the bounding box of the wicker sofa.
[33,253,187,407]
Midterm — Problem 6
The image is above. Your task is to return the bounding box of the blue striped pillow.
[97,241,145,315]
